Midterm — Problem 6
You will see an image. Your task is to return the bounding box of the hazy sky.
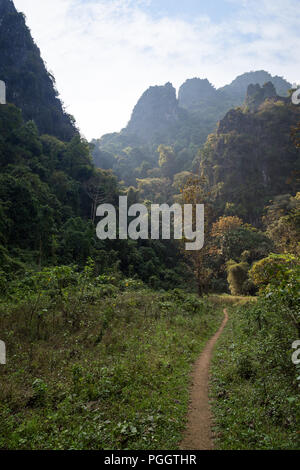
[13,0,300,140]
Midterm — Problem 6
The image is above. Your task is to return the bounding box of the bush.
[226,261,249,295]
[249,253,299,291]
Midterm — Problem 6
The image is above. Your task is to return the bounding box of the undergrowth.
[0,263,223,450]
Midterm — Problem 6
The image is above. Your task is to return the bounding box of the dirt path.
[180,309,229,450]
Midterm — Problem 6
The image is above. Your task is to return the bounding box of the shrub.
[226,261,249,295]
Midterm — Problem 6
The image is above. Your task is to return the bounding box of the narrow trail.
[180,308,229,450]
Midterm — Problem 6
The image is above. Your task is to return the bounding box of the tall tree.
[182,175,214,296]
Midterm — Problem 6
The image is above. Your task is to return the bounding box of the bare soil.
[180,309,229,450]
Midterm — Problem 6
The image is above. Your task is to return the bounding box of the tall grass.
[0,267,223,450]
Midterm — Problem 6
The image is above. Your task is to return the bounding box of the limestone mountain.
[177,78,236,145]
[219,70,292,102]
[95,70,292,152]
[178,78,218,110]
[125,82,185,144]
[199,89,300,224]
[177,72,292,141]
[93,71,294,188]
[244,82,288,112]
[0,0,77,140]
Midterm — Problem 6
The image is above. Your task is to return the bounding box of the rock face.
[200,97,300,224]
[125,82,183,143]
[220,70,292,102]
[245,82,281,112]
[178,78,218,110]
[0,0,14,15]
[98,71,292,150]
[0,0,77,140]
[177,71,292,117]
[94,71,297,188]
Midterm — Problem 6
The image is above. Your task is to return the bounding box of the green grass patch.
[211,301,300,450]
[0,279,223,450]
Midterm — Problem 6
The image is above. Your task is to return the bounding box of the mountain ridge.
[96,70,292,148]
[92,70,294,187]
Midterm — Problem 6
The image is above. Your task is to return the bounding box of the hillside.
[0,0,189,289]
[0,0,77,140]
[219,70,292,101]
[92,71,293,186]
[125,82,186,144]
[0,0,300,453]
[199,83,300,224]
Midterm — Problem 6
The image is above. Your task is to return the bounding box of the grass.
[5,263,296,451]
[208,294,257,307]
[210,300,300,450]
[0,282,223,450]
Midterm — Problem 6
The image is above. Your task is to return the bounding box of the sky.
[13,0,300,140]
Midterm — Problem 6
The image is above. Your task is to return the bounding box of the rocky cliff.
[125,82,185,143]
[244,82,288,112]
[178,78,218,110]
[0,0,77,140]
[219,70,292,103]
[200,96,300,224]
[113,71,292,149]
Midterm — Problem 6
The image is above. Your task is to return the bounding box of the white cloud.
[13,0,300,140]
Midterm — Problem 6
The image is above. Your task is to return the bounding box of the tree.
[226,260,254,296]
[250,254,300,334]
[211,215,272,262]
[211,216,243,238]
[136,177,172,203]
[291,121,300,148]
[249,253,298,290]
[84,170,117,223]
[263,193,300,255]
[65,135,93,180]
[182,175,214,296]
[211,216,243,256]
[172,171,193,194]
[158,145,176,179]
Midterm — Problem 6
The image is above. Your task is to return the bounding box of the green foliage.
[249,253,299,290]
[0,104,187,287]
[31,379,48,408]
[263,193,300,255]
[250,254,300,334]
[226,260,253,296]
[200,102,300,224]
[0,1,77,140]
[93,71,292,194]
[0,269,223,450]
[1,6,298,451]
[136,177,172,203]
[212,285,300,449]
[209,216,272,294]
[222,227,273,263]
[158,145,176,179]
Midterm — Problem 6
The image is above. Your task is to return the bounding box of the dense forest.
[92,72,299,296]
[0,0,299,451]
